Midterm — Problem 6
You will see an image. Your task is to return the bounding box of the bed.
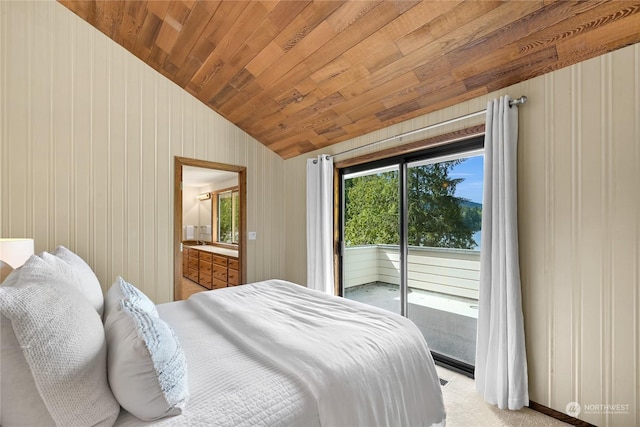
[0,247,446,427]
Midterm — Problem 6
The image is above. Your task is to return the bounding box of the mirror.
[174,157,246,301]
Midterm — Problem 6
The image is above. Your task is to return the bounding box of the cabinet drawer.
[183,247,191,258]
[187,268,199,283]
[228,258,239,270]
[199,251,213,263]
[213,267,227,282]
[212,278,227,290]
[228,268,239,286]
[199,273,212,290]
[182,254,189,277]
[188,257,199,270]
[213,255,228,267]
[199,260,212,275]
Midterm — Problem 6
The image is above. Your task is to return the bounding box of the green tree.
[218,193,232,242]
[407,161,476,249]
[344,171,399,246]
[461,202,482,238]
[344,160,479,249]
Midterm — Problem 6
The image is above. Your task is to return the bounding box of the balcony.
[343,245,479,366]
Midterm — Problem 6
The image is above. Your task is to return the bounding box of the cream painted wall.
[0,1,286,303]
[285,43,640,425]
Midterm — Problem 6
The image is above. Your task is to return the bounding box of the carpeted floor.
[436,366,570,426]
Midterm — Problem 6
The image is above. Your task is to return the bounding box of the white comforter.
[189,280,445,427]
[115,280,445,427]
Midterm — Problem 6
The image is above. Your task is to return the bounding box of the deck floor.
[345,282,478,365]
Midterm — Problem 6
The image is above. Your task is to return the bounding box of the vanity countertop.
[188,245,238,258]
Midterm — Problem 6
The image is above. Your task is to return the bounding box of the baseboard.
[529,401,596,426]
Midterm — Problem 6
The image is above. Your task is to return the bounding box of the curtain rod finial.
[510,95,527,107]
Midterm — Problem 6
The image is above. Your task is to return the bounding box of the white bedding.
[115,280,445,427]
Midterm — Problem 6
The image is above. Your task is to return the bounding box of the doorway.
[174,157,247,301]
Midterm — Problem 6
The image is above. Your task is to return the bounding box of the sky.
[449,154,484,204]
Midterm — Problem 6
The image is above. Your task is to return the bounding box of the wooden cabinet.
[212,254,228,289]
[183,246,239,289]
[186,248,199,283]
[182,247,189,274]
[198,251,213,290]
[228,258,239,286]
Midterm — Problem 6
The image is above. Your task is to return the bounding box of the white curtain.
[306,154,335,295]
[475,96,529,410]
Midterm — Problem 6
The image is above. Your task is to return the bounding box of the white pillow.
[106,300,189,421]
[1,310,56,426]
[50,245,104,315]
[1,265,55,426]
[0,255,120,426]
[104,276,157,323]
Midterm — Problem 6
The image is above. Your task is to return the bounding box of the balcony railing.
[343,244,480,301]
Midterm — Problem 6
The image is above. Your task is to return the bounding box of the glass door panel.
[406,152,483,366]
[342,165,401,315]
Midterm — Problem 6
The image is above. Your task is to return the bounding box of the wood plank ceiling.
[58,1,640,159]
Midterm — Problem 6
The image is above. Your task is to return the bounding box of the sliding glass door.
[405,151,483,367]
[341,138,483,373]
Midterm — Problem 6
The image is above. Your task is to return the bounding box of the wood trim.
[210,185,240,245]
[334,124,485,169]
[528,401,596,427]
[212,192,219,242]
[212,185,240,194]
[174,157,183,302]
[238,165,247,286]
[333,165,340,296]
[176,156,247,172]
[174,156,247,301]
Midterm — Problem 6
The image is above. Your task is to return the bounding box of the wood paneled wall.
[0,1,286,303]
[285,43,640,425]
[2,1,639,425]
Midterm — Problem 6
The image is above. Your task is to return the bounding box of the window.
[215,188,239,245]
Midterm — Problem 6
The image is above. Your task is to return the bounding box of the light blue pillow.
[105,300,188,421]
[104,276,157,322]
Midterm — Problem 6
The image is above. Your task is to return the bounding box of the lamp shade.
[0,238,34,282]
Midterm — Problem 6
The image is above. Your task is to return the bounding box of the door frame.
[174,156,247,301]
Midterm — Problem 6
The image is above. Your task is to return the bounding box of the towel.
[202,225,212,234]
[185,226,195,240]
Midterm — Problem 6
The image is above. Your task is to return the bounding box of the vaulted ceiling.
[59,1,640,159]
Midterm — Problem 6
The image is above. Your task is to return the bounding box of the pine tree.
[407,161,476,249]
[344,160,478,249]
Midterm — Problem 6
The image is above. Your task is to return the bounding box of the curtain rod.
[329,95,527,160]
